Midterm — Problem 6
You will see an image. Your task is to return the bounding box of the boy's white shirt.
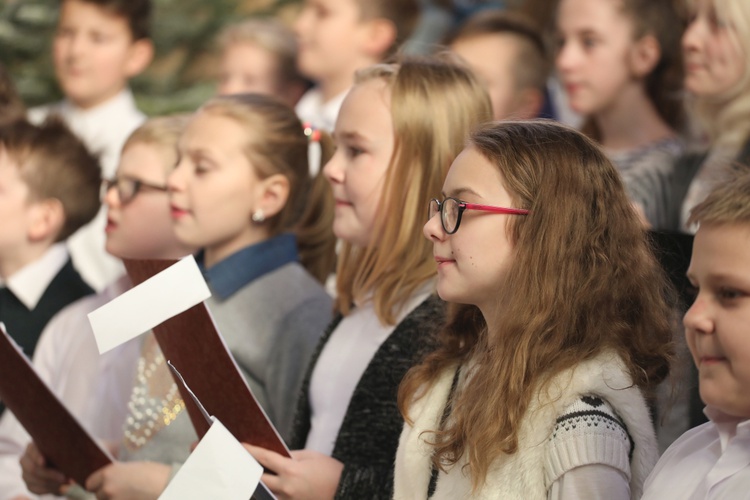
[0,275,139,500]
[295,86,348,134]
[641,407,750,500]
[0,243,69,310]
[27,89,145,292]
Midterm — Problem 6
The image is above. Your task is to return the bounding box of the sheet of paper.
[159,418,263,500]
[89,255,211,353]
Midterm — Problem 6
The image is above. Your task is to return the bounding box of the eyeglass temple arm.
[460,202,529,215]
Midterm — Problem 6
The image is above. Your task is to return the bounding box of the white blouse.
[305,286,433,455]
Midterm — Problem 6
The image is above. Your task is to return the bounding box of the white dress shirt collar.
[295,86,348,133]
[1,243,69,310]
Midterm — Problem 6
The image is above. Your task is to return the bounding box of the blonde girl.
[15,115,195,497]
[246,55,492,500]
[80,95,337,498]
[670,0,750,232]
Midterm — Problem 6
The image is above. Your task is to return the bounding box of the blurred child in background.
[216,18,309,106]
[29,0,155,291]
[293,0,421,131]
[556,0,685,228]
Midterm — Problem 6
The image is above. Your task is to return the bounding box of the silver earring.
[252,209,265,223]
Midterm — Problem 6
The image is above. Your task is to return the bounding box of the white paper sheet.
[88,256,211,353]
[159,418,263,500]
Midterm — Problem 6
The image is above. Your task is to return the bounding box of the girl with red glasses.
[396,120,674,499]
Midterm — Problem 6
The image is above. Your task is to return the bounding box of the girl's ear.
[27,198,65,243]
[629,34,661,78]
[254,173,290,220]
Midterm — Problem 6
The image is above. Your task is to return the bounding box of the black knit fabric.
[290,295,445,499]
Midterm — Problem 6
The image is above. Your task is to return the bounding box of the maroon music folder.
[0,324,113,486]
[122,259,289,457]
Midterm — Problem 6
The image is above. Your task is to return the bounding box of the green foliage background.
[0,0,301,115]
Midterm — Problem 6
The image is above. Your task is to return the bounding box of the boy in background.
[29,0,154,291]
[0,118,100,414]
[446,9,548,121]
[294,0,420,131]
[642,172,750,497]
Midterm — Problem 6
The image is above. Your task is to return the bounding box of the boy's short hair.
[689,169,750,226]
[0,117,101,241]
[61,0,151,40]
[358,0,421,55]
[445,9,548,92]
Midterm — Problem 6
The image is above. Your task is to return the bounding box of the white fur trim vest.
[393,351,658,500]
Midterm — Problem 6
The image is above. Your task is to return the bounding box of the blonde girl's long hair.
[198,94,336,284]
[687,0,750,149]
[399,120,675,489]
[334,55,493,325]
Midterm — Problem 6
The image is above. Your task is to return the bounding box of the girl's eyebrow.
[335,130,368,143]
[443,187,482,199]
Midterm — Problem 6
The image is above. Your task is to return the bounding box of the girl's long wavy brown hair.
[399,120,675,488]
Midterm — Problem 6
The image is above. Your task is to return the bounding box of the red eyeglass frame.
[429,197,530,234]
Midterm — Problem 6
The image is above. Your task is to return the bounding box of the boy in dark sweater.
[0,118,100,414]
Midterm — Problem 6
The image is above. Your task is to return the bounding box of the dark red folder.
[123,259,289,457]
[0,324,113,486]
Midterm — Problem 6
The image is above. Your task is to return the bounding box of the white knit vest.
[393,351,658,500]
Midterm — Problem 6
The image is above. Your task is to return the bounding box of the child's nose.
[681,17,704,55]
[423,210,446,242]
[102,181,119,207]
[166,163,185,192]
[555,41,578,73]
[683,294,714,336]
[322,151,344,184]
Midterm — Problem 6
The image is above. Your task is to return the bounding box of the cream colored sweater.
[393,351,658,500]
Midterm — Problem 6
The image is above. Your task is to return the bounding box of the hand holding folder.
[162,361,276,500]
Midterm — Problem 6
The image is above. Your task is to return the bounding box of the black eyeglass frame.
[101,175,168,204]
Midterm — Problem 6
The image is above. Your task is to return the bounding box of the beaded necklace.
[123,333,186,451]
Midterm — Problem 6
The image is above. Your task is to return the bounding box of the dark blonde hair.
[123,114,190,176]
[198,94,336,284]
[0,117,101,241]
[334,55,492,325]
[689,169,750,226]
[399,120,674,488]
